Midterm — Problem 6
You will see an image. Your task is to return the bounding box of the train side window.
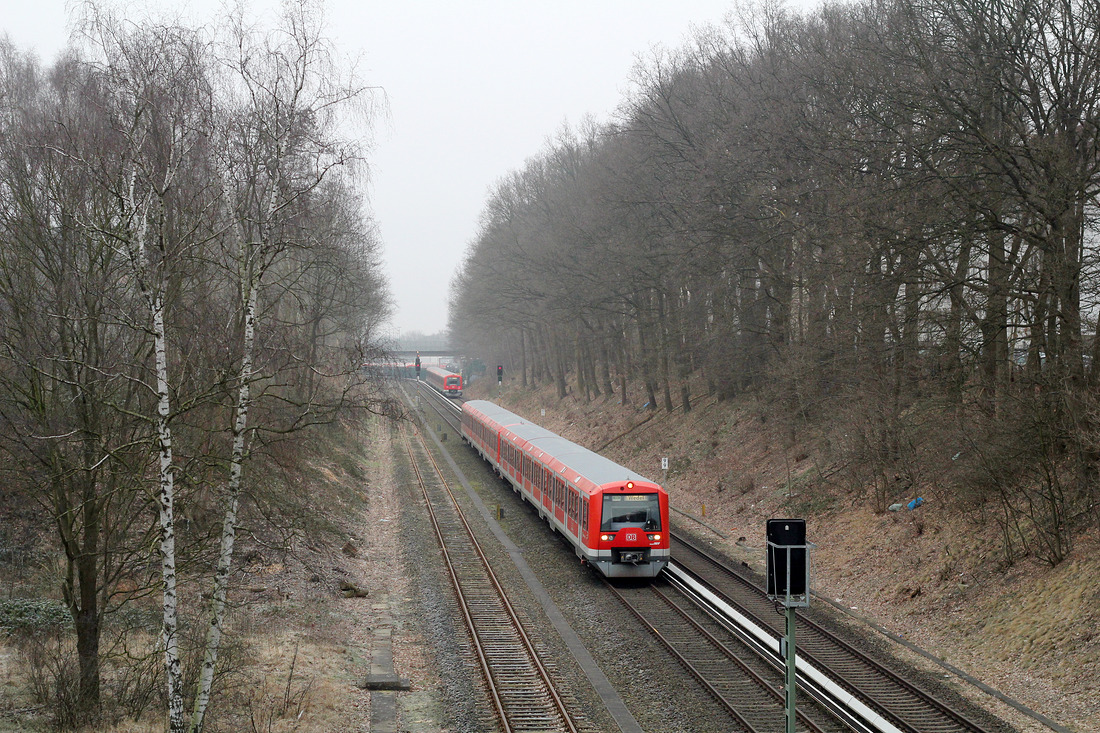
[581,500,588,535]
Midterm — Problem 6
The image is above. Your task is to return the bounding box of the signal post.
[766,518,811,733]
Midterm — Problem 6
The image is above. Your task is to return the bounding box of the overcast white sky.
[4,0,823,338]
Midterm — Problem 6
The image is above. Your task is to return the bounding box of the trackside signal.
[766,519,808,600]
[766,518,812,733]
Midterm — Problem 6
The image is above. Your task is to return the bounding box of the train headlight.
[647,533,661,541]
[600,533,614,541]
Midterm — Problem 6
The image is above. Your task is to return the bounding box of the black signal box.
[766,518,807,598]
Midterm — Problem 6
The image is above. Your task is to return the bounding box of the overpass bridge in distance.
[386,351,462,370]
[390,350,455,359]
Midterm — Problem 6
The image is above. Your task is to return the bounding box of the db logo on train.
[625,532,637,542]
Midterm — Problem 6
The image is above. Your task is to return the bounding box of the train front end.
[588,481,670,579]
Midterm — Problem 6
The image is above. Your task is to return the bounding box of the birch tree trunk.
[190,281,257,733]
[122,177,187,732]
[154,291,186,733]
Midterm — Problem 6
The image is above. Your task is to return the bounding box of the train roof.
[464,400,657,487]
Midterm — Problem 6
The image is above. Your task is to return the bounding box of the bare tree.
[1,2,392,728]
[190,3,383,729]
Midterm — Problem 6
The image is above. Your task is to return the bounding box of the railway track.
[415,379,463,431]
[669,534,992,733]
[605,577,846,733]
[400,422,581,732]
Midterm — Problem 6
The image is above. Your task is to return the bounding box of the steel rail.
[402,423,579,733]
[671,533,990,733]
[603,576,842,733]
[415,379,462,432]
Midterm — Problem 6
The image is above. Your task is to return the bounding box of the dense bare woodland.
[0,2,395,730]
[452,0,1100,572]
[5,0,1100,729]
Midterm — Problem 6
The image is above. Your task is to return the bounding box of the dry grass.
[0,420,391,733]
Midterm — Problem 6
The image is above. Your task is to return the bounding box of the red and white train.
[461,400,670,579]
[425,366,463,397]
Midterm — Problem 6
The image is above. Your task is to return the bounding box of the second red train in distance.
[425,366,463,397]
[461,399,670,579]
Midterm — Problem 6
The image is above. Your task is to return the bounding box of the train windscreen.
[600,493,661,531]
[446,376,460,386]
